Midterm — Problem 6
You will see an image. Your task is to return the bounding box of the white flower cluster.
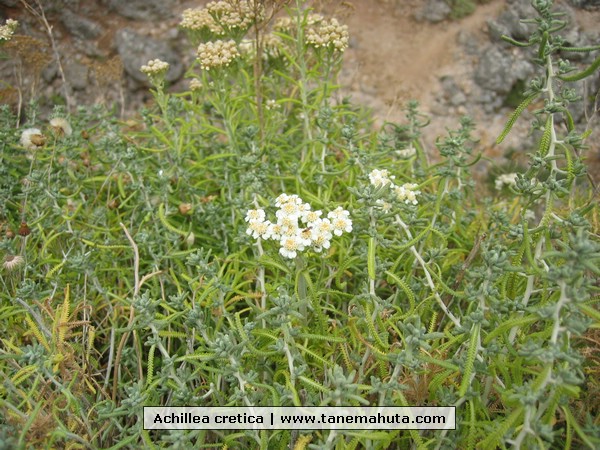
[140,59,170,76]
[305,17,349,53]
[0,19,17,42]
[189,78,203,91]
[206,0,261,31]
[368,169,421,206]
[245,194,352,259]
[495,173,518,190]
[180,8,223,34]
[180,1,260,35]
[197,40,240,70]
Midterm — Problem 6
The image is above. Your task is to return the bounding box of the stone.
[63,60,89,91]
[60,10,103,40]
[414,0,451,23]
[105,0,178,21]
[569,0,600,9]
[115,28,184,85]
[473,45,534,95]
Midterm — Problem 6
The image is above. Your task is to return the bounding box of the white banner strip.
[144,406,455,430]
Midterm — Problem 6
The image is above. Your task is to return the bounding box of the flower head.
[180,8,223,34]
[305,18,349,53]
[495,173,518,191]
[246,194,351,259]
[197,40,240,70]
[368,169,395,188]
[2,254,24,272]
[0,19,18,42]
[50,117,72,137]
[20,128,45,151]
[392,183,421,205]
[141,59,170,77]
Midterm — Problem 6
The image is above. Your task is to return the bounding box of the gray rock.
[414,0,451,23]
[115,28,184,85]
[440,76,467,106]
[474,45,534,95]
[63,59,90,91]
[0,0,18,7]
[457,30,483,55]
[61,10,103,40]
[568,0,600,9]
[105,0,178,21]
[487,5,534,43]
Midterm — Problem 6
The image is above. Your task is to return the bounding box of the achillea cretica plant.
[246,194,352,259]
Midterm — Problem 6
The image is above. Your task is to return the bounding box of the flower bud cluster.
[140,59,170,77]
[305,17,349,53]
[206,1,261,31]
[180,1,261,36]
[180,8,223,34]
[0,19,17,42]
[368,169,421,205]
[197,40,240,70]
[245,194,352,259]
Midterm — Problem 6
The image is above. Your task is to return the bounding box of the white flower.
[328,208,352,236]
[275,193,302,207]
[302,209,322,225]
[305,17,349,53]
[396,147,416,158]
[140,59,170,76]
[265,99,280,110]
[310,218,333,240]
[246,195,352,258]
[495,173,518,191]
[196,40,239,70]
[246,219,271,239]
[180,8,223,34]
[327,206,350,220]
[189,78,203,91]
[279,234,306,259]
[393,183,421,205]
[276,198,309,221]
[376,199,393,212]
[368,169,395,188]
[245,209,266,223]
[0,19,18,42]
[311,233,331,253]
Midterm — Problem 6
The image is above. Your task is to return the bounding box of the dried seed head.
[18,221,31,237]
[179,203,193,215]
[2,254,24,272]
[50,117,73,137]
[20,128,46,150]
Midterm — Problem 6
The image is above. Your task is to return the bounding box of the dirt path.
[338,0,507,122]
